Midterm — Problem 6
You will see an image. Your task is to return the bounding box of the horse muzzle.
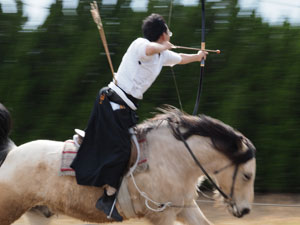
[227,201,250,218]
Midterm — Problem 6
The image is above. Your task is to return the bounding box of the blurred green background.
[0,0,299,192]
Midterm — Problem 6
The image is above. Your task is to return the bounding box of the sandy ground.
[13,194,300,225]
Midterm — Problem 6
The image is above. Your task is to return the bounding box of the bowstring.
[168,0,183,112]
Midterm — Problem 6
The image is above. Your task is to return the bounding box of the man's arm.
[145,42,173,56]
[145,41,208,65]
[178,51,208,65]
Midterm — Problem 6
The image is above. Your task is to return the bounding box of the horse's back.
[0,140,64,194]
[2,140,63,169]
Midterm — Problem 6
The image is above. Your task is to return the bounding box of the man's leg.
[96,185,123,221]
[106,186,117,195]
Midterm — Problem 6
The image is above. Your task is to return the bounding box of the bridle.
[168,121,255,206]
[127,119,255,213]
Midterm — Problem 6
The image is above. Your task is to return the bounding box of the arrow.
[172,45,220,54]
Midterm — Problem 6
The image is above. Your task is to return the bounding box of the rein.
[128,119,254,212]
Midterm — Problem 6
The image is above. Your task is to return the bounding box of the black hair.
[142,13,167,42]
[0,103,11,144]
[0,103,13,166]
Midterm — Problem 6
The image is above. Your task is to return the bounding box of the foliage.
[0,0,299,192]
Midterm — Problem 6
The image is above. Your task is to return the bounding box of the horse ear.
[232,148,256,164]
[237,135,244,151]
[231,136,256,164]
[212,136,240,157]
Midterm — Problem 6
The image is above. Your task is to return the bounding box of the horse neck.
[147,127,229,187]
[181,136,230,180]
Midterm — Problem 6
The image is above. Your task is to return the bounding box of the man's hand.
[178,51,208,65]
[197,50,208,61]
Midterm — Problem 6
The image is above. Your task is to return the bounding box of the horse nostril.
[241,208,250,216]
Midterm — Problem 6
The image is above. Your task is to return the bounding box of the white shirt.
[115,38,182,100]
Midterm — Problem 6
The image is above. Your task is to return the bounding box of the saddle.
[60,128,149,176]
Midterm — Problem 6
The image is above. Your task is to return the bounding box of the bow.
[192,0,206,115]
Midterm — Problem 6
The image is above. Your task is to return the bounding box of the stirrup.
[96,192,123,221]
[75,128,85,138]
[73,129,85,148]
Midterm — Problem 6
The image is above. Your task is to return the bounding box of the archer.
[71,11,208,221]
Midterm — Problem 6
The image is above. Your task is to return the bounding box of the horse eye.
[243,173,252,181]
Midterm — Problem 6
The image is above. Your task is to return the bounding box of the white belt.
[108,82,137,111]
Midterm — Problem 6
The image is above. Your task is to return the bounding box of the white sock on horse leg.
[106,186,117,196]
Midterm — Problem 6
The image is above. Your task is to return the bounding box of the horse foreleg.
[177,201,213,225]
[0,184,30,225]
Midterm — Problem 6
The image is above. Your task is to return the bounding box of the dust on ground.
[13,194,300,225]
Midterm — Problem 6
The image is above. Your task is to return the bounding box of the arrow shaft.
[173,45,220,53]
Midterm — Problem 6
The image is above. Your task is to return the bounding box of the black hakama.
[71,87,136,189]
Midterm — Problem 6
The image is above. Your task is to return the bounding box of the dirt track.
[13,194,300,225]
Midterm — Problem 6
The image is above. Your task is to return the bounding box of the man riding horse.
[71,13,208,221]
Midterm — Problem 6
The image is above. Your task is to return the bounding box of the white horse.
[0,103,256,225]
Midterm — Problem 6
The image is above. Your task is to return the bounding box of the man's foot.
[96,191,123,222]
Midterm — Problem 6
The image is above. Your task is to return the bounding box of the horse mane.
[138,105,255,162]
[0,103,13,166]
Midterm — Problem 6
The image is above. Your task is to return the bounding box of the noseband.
[168,121,255,204]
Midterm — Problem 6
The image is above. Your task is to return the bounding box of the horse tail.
[0,103,14,166]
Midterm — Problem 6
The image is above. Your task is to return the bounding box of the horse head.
[186,114,256,218]
[212,136,256,218]
[154,106,256,219]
